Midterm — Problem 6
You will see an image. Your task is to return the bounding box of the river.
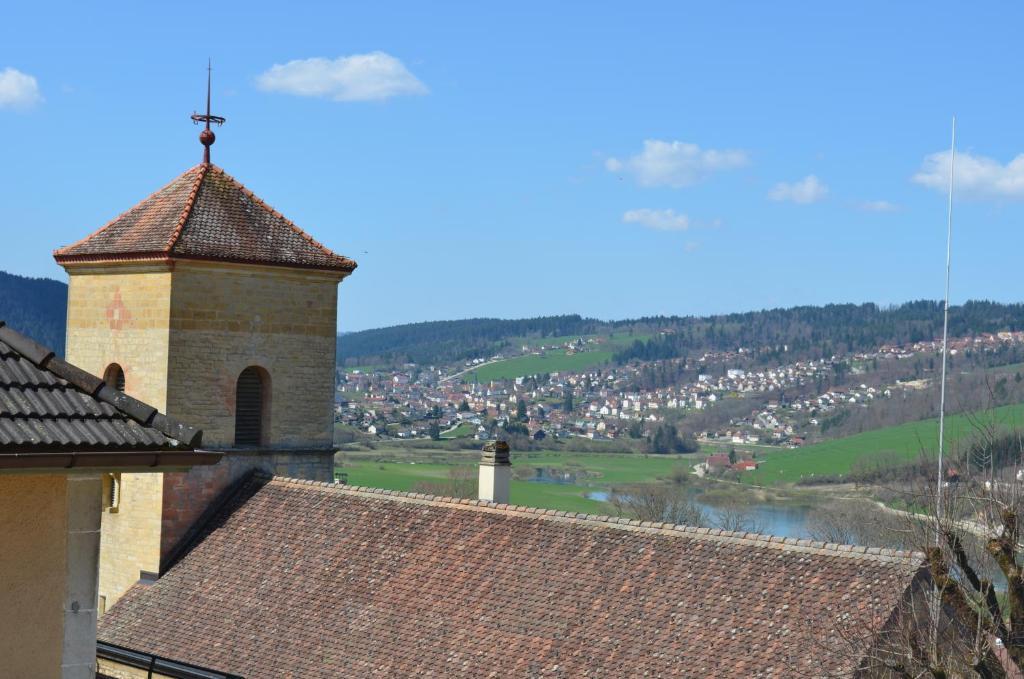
[580,489,815,539]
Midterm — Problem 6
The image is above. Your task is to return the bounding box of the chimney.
[478,440,511,504]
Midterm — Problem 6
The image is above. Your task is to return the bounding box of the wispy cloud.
[622,208,692,231]
[768,175,828,204]
[606,140,748,188]
[858,200,899,212]
[683,241,701,253]
[914,150,1024,200]
[257,52,427,102]
[0,68,42,110]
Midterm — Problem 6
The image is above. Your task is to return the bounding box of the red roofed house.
[706,452,731,470]
[733,459,759,472]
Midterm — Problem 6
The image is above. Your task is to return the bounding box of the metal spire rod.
[935,116,956,536]
[205,59,212,131]
[191,59,226,164]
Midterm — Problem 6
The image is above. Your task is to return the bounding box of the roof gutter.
[0,449,221,471]
[97,641,244,679]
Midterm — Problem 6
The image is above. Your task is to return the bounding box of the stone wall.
[165,260,341,450]
[0,475,67,678]
[64,264,173,408]
[63,259,344,609]
[65,265,173,611]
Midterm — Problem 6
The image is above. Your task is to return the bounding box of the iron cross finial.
[191,59,226,164]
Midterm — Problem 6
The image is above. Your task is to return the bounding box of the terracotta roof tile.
[98,475,925,677]
[54,164,357,273]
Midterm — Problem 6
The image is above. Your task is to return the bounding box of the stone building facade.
[55,162,356,607]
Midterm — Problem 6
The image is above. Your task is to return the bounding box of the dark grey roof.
[0,321,205,458]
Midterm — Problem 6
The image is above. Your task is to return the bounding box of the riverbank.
[335,446,876,537]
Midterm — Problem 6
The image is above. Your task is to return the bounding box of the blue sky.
[1,2,1022,331]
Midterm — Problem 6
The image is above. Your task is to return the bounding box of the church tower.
[54,81,357,607]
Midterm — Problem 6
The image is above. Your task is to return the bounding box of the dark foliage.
[337,315,598,366]
[612,300,1024,364]
[0,271,67,354]
[647,424,699,454]
[337,300,1024,369]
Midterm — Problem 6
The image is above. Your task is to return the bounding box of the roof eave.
[0,449,222,472]
[54,252,357,276]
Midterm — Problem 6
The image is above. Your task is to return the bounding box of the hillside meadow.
[745,402,1024,486]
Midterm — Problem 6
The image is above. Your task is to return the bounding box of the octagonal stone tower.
[55,162,356,607]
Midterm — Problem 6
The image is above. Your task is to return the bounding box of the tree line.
[337,314,599,366]
[337,300,1024,369]
[613,300,1024,364]
[0,271,68,354]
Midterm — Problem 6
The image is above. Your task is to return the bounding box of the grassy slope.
[339,451,694,513]
[459,334,651,383]
[441,422,477,439]
[745,402,1024,486]
[462,350,615,382]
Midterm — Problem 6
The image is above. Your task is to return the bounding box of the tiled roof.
[54,164,357,273]
[0,321,213,465]
[98,475,925,677]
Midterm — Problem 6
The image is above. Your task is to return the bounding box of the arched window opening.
[235,367,269,447]
[104,363,126,392]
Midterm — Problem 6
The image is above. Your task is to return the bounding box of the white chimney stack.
[478,440,511,504]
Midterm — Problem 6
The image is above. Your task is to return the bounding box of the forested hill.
[338,301,1024,367]
[339,315,600,366]
[0,271,67,353]
[612,301,1024,364]
[1,269,1021,371]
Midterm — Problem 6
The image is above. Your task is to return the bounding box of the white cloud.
[913,150,1024,200]
[768,175,828,204]
[622,208,692,231]
[606,140,748,188]
[683,241,700,253]
[257,52,427,102]
[0,68,42,110]
[858,200,899,212]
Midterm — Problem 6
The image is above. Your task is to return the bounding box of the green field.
[745,402,1024,486]
[457,333,653,383]
[441,422,476,439]
[460,350,616,382]
[339,451,694,513]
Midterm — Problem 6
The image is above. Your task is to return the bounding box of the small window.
[235,367,269,447]
[101,473,121,513]
[104,363,126,392]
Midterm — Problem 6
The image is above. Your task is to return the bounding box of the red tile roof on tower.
[98,474,927,677]
[54,164,357,274]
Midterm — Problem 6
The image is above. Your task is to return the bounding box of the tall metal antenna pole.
[935,116,956,536]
